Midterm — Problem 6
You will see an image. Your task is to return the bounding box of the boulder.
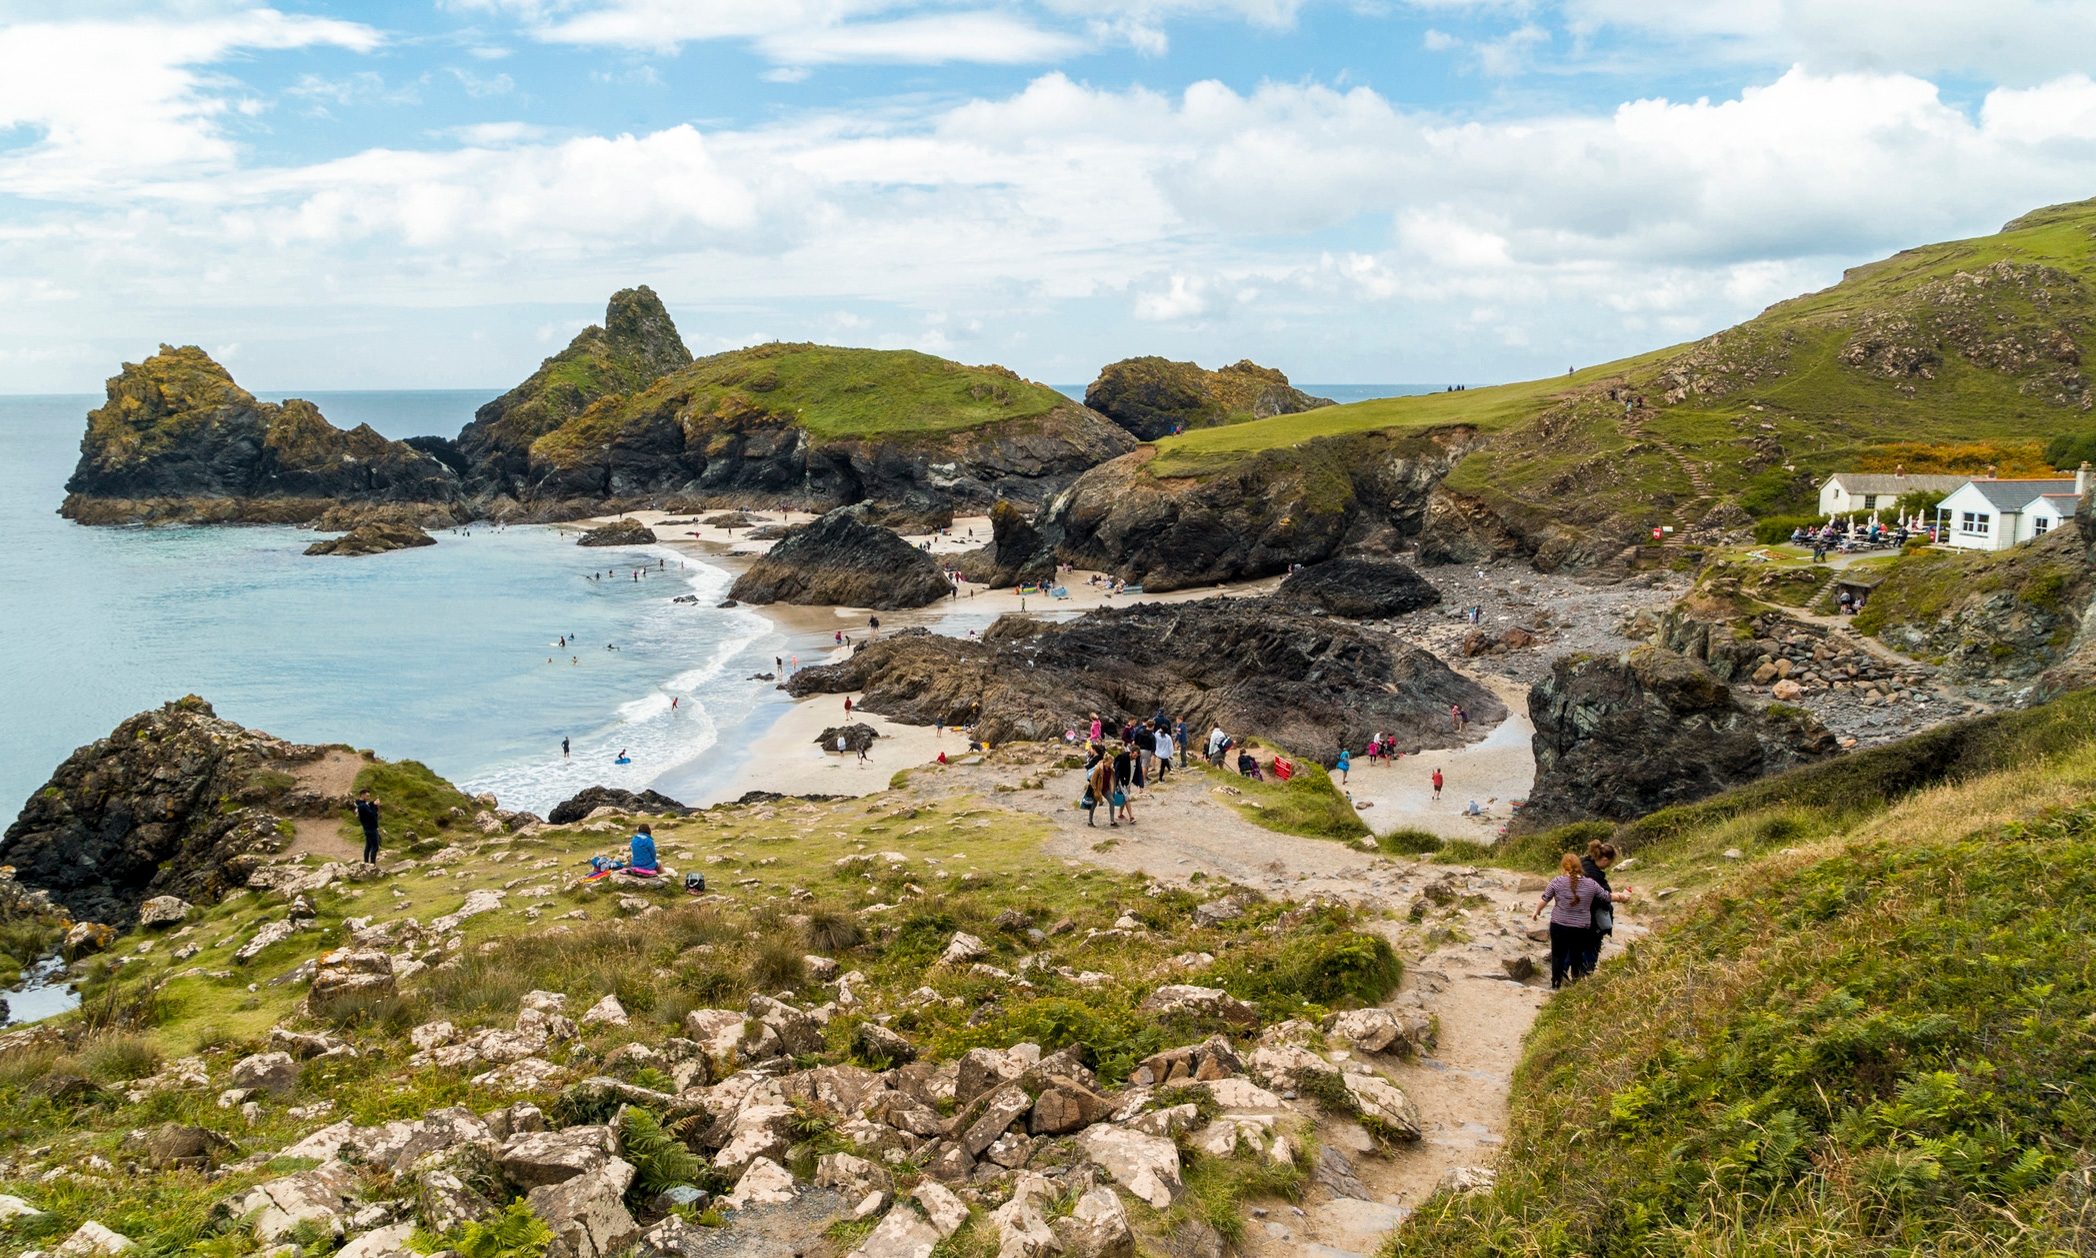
[237,1163,356,1242]
[1136,986,1259,1029]
[940,932,990,967]
[121,1122,238,1170]
[1131,1035,1243,1086]
[307,949,396,1015]
[713,1105,798,1173]
[335,1222,418,1258]
[1274,558,1442,620]
[136,895,191,927]
[1325,1008,1405,1053]
[1077,1125,1181,1209]
[525,1157,640,1258]
[747,995,824,1056]
[727,509,953,610]
[231,1051,301,1097]
[852,1022,917,1067]
[54,1222,135,1257]
[577,521,659,547]
[546,786,691,826]
[1051,1186,1135,1258]
[579,994,629,1028]
[497,1125,617,1188]
[1341,1073,1423,1139]
[722,1157,799,1210]
[1518,646,1840,832]
[817,724,881,754]
[988,1177,1061,1258]
[65,921,115,955]
[814,1152,890,1199]
[684,1009,752,1059]
[1029,1080,1108,1135]
[305,523,438,557]
[957,1081,1034,1157]
[1439,1165,1497,1194]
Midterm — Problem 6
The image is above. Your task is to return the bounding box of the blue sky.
[3,1,2096,395]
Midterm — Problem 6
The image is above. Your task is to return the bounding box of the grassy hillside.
[1149,199,2096,537]
[1388,687,2096,1257]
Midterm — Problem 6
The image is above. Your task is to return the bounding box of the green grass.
[1388,798,2096,1258]
[1198,759,1369,842]
[351,758,482,850]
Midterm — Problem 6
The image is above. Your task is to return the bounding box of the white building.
[1817,472,1968,518]
[1935,473,2089,551]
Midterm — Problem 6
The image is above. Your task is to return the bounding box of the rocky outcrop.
[0,697,346,924]
[1046,427,1481,592]
[576,521,659,548]
[816,724,880,753]
[304,523,438,556]
[1518,647,1840,832]
[1274,558,1441,619]
[1084,358,1333,441]
[59,346,463,526]
[1859,523,2094,684]
[546,787,692,826]
[788,597,1503,762]
[457,287,694,501]
[727,510,952,610]
[950,500,1056,587]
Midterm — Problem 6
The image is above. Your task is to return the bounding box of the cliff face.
[1084,357,1334,441]
[60,346,462,524]
[456,285,693,499]
[1043,426,1481,591]
[0,697,335,925]
[1518,647,1840,832]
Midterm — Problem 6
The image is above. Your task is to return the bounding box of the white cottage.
[1817,472,1968,518]
[1936,473,2089,551]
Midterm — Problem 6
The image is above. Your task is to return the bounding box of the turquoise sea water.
[0,392,794,824]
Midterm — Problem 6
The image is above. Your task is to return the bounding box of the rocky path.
[901,752,1612,1258]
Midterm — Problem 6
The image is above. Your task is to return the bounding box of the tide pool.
[0,393,792,822]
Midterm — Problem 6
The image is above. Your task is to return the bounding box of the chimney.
[1894,463,1905,478]
[1985,463,1998,479]
[2080,461,2092,498]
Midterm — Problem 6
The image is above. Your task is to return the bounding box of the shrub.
[1376,829,1442,855]
[617,1107,703,1210]
[1751,513,1824,544]
[78,1033,163,1083]
[1210,915,1401,1015]
[413,1200,552,1258]
[804,908,863,954]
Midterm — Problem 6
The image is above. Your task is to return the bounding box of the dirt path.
[280,750,367,861]
[903,749,1616,1258]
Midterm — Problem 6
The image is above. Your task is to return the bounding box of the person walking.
[1113,743,1135,824]
[1175,719,1189,768]
[1578,840,1635,975]
[1086,746,1115,827]
[844,696,853,715]
[1154,723,1174,780]
[1431,767,1443,800]
[1335,748,1350,784]
[354,789,382,864]
[1090,713,1103,744]
[1532,852,1612,989]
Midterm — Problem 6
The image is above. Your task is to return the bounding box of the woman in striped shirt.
[1532,851,1612,989]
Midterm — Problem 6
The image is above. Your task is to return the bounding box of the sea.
[0,382,1452,830]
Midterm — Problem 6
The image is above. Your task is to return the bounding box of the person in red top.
[1431,768,1444,800]
[844,696,853,715]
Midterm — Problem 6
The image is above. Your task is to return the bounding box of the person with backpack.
[1533,851,1612,989]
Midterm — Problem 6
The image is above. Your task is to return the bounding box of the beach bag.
[1080,789,1095,810]
[1593,895,1614,934]
[1112,790,1126,808]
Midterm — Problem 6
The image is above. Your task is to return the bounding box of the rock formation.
[727,510,953,610]
[59,346,463,526]
[304,523,438,556]
[950,500,1055,587]
[1045,427,1482,591]
[1084,357,1334,441]
[1273,558,1441,619]
[0,697,344,924]
[576,521,659,547]
[1518,647,1840,832]
[546,787,692,826]
[788,597,1503,762]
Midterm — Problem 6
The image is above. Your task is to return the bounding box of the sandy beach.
[579,506,1537,836]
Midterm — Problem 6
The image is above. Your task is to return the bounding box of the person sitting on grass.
[628,823,660,875]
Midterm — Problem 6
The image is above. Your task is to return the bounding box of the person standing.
[1533,852,1611,989]
[1336,748,1350,784]
[562,736,570,759]
[1579,841,1634,975]
[1113,743,1135,823]
[1431,767,1444,800]
[1175,718,1189,768]
[354,789,382,864]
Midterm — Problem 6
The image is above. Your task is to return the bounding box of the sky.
[3,1,2096,395]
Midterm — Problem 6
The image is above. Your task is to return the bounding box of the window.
[2035,517,2051,535]
[1862,494,1878,509]
[1961,512,1991,535]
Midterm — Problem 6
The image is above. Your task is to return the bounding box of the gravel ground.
[1377,562,1690,687]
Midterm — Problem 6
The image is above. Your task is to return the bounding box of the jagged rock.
[1325,1008,1407,1053]
[527,1157,640,1258]
[728,509,952,610]
[1191,897,1241,927]
[547,786,691,826]
[237,1163,356,1242]
[1083,357,1332,442]
[305,523,438,556]
[1275,558,1442,620]
[988,1175,1061,1258]
[231,1051,300,1097]
[60,344,461,526]
[0,697,346,925]
[940,932,990,967]
[334,1222,417,1258]
[1137,985,1259,1029]
[307,949,395,1016]
[577,521,659,547]
[747,995,823,1055]
[956,1082,1034,1157]
[120,1122,237,1170]
[64,922,115,955]
[498,1125,617,1188]
[54,1222,136,1257]
[136,895,191,927]
[1439,1165,1497,1194]
[1519,646,1840,831]
[1078,1125,1181,1209]
[816,724,880,754]
[683,1009,751,1059]
[1341,1073,1423,1139]
[1029,1079,1108,1135]
[579,994,629,1028]
[723,1157,799,1210]
[714,1105,797,1173]
[853,1022,917,1067]
[1051,1185,1135,1258]
[814,1153,891,1199]
[790,596,1501,763]
[0,1194,48,1222]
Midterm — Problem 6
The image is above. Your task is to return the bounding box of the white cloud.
[1136,274,1213,320]
[448,67,518,96]
[759,12,1086,64]
[0,9,380,196]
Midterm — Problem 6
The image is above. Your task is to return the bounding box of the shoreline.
[569,507,1541,832]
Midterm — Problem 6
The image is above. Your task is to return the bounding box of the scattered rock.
[1136,985,1259,1029]
[306,949,395,1016]
[526,1157,640,1258]
[305,523,438,557]
[577,521,659,547]
[231,1052,300,1097]
[55,1221,136,1257]
[136,896,191,927]
[1077,1125,1181,1209]
[547,786,691,826]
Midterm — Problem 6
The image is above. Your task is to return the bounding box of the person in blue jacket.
[630,823,660,874]
[1335,748,1351,784]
